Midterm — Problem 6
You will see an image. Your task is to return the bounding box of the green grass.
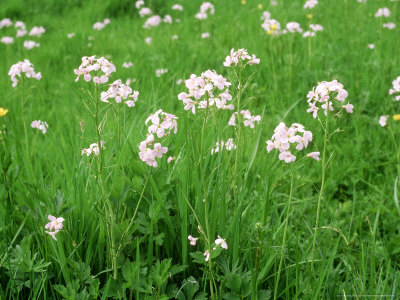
[1,0,400,298]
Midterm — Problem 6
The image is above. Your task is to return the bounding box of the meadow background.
[1,0,400,299]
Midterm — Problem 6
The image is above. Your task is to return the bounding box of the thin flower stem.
[199,101,216,300]
[233,66,243,264]
[94,84,117,280]
[21,77,29,156]
[311,110,329,267]
[273,166,295,300]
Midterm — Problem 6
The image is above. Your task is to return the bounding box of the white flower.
[31,120,48,134]
[379,115,388,127]
[143,15,162,28]
[82,142,105,156]
[73,56,116,84]
[100,79,139,107]
[383,22,396,30]
[1,36,14,45]
[375,8,390,18]
[8,59,42,87]
[23,40,40,50]
[304,0,318,9]
[215,236,228,249]
[172,4,183,11]
[29,26,45,37]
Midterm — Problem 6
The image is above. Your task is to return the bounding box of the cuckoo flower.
[74,56,116,84]
[31,120,48,134]
[178,70,233,114]
[139,110,178,167]
[82,142,105,156]
[228,110,261,128]
[101,79,139,107]
[223,48,260,67]
[45,215,64,241]
[266,122,315,163]
[8,59,42,87]
[389,75,400,102]
[306,80,352,118]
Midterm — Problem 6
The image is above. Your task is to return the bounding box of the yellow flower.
[267,30,273,35]
[307,14,312,19]
[258,4,263,9]
[270,24,277,30]
[0,108,8,117]
[393,114,400,121]
[241,0,246,4]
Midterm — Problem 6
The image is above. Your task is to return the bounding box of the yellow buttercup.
[393,114,400,121]
[0,108,8,117]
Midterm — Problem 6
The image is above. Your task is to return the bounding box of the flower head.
[188,235,198,246]
[178,70,233,114]
[215,236,228,249]
[82,142,105,156]
[139,110,178,167]
[45,215,64,241]
[306,80,352,118]
[0,108,8,117]
[74,56,116,84]
[8,59,42,87]
[223,48,260,67]
[266,122,314,163]
[101,79,139,107]
[31,120,48,134]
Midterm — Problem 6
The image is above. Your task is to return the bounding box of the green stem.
[273,167,295,300]
[311,110,329,267]
[95,84,117,279]
[199,100,215,299]
[232,67,243,264]
[21,77,28,156]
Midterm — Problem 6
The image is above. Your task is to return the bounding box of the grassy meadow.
[1,0,400,298]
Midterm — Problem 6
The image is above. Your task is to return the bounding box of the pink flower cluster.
[45,215,64,241]
[143,15,162,28]
[178,70,233,114]
[139,110,178,167]
[15,21,27,37]
[304,0,318,9]
[379,115,388,127]
[303,24,323,38]
[285,22,303,34]
[0,18,12,28]
[223,48,260,67]
[204,236,228,261]
[172,4,183,11]
[29,26,45,37]
[195,2,215,20]
[31,120,48,134]
[228,110,261,128]
[1,36,13,45]
[93,19,110,30]
[375,8,390,18]
[82,142,105,156]
[101,79,139,107]
[23,40,40,50]
[74,56,116,84]
[266,122,315,163]
[261,18,281,35]
[211,138,236,155]
[8,59,42,87]
[156,68,168,77]
[306,80,353,118]
[389,75,400,101]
